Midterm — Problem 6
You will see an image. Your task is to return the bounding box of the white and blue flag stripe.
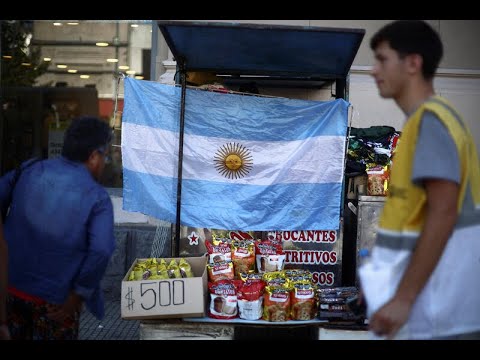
[122,78,349,231]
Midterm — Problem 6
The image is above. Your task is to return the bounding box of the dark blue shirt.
[0,156,115,319]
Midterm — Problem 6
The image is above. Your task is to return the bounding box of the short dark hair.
[62,116,112,162]
[370,20,443,80]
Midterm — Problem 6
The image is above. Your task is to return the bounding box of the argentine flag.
[122,78,349,231]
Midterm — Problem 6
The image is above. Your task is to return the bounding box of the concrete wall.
[349,72,480,153]
[152,20,480,152]
[160,20,480,70]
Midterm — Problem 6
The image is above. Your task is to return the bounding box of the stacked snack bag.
[366,164,390,196]
[205,232,318,321]
[237,273,266,320]
[127,258,194,280]
[205,237,241,319]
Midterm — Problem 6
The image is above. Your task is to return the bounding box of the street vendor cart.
[121,20,366,339]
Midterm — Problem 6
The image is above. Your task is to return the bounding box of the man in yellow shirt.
[362,20,480,340]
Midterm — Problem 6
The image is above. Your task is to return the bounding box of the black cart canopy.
[157,21,365,90]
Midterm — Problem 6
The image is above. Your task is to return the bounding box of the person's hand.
[368,296,411,339]
[0,323,10,340]
[47,292,83,323]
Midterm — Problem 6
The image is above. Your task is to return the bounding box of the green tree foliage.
[1,20,49,86]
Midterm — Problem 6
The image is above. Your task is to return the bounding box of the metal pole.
[112,72,124,129]
[173,59,187,258]
[150,21,158,81]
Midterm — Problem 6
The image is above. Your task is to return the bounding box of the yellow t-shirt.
[378,96,480,237]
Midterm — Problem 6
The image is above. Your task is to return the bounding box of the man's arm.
[69,196,115,315]
[0,218,11,340]
[369,179,459,338]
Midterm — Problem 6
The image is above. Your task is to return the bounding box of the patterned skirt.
[7,293,80,340]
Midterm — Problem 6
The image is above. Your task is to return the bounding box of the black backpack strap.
[2,157,42,221]
[12,157,41,184]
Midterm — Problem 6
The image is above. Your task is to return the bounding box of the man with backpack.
[0,116,115,340]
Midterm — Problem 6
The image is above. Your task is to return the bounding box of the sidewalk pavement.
[78,300,369,340]
[79,300,139,340]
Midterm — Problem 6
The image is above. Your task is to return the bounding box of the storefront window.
[0,20,153,188]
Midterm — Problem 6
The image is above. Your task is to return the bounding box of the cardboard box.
[121,256,207,320]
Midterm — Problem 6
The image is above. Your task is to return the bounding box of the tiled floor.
[79,300,139,340]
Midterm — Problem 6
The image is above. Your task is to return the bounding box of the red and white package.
[231,240,255,278]
[237,279,266,320]
[205,240,232,264]
[208,280,242,319]
[255,240,285,273]
[207,260,235,282]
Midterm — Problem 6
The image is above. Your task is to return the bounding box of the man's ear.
[85,150,100,175]
[406,53,423,76]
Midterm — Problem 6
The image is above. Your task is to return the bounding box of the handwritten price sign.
[125,280,185,311]
[121,258,207,320]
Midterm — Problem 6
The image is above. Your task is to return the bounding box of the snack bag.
[290,281,317,321]
[207,260,235,282]
[205,239,232,264]
[178,258,194,278]
[263,285,291,322]
[167,259,182,279]
[208,279,242,319]
[237,279,266,320]
[231,240,255,278]
[255,240,285,273]
[366,164,389,196]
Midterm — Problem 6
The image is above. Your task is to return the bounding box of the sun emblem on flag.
[214,142,253,179]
